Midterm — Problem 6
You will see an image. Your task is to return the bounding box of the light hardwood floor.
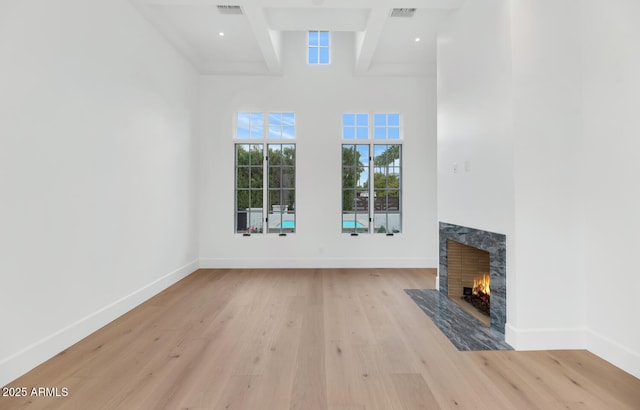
[2,269,639,409]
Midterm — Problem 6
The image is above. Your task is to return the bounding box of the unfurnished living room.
[1,0,639,408]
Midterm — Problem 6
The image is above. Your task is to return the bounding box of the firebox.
[447,240,491,326]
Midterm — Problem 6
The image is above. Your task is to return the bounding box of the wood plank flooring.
[2,268,639,409]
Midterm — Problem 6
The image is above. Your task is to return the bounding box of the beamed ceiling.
[130,0,464,75]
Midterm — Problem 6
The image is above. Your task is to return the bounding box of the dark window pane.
[237,167,250,188]
[269,166,281,188]
[356,191,369,211]
[237,189,249,209]
[250,145,263,166]
[342,190,355,212]
[282,145,295,165]
[251,167,263,188]
[268,144,282,165]
[250,189,263,208]
[281,167,295,188]
[236,144,250,166]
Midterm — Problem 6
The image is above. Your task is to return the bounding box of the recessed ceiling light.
[219,32,225,37]
[415,37,421,42]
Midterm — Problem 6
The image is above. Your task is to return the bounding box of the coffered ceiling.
[130,0,464,75]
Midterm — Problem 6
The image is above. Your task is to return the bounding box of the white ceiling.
[130,0,464,75]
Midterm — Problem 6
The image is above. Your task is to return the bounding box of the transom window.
[235,112,296,235]
[237,112,264,139]
[342,113,369,140]
[374,113,401,140]
[341,113,402,235]
[268,112,295,139]
[308,31,330,64]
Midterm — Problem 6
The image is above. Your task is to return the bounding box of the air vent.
[217,5,243,15]
[390,8,416,17]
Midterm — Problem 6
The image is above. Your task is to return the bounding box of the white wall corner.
[0,260,199,388]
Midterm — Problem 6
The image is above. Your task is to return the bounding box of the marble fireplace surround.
[439,222,507,334]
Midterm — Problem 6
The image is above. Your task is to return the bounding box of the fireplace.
[439,222,506,334]
[447,240,491,325]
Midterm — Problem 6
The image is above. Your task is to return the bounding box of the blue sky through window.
[374,113,400,140]
[268,112,295,139]
[343,113,369,140]
[308,31,330,64]
[237,112,263,139]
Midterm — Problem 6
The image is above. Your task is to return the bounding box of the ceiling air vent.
[217,5,243,15]
[390,8,416,17]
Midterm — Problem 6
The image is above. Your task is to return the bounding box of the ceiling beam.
[242,5,282,74]
[144,0,464,9]
[354,7,388,74]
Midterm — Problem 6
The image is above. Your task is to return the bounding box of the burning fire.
[473,273,490,296]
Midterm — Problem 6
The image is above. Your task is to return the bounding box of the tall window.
[235,112,296,235]
[308,31,330,64]
[342,144,370,233]
[341,113,402,235]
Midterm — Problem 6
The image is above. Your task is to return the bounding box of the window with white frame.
[341,113,402,235]
[308,31,330,64]
[235,112,296,235]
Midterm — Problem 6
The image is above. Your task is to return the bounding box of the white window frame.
[235,112,296,236]
[341,112,402,235]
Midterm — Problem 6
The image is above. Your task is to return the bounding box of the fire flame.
[473,273,490,296]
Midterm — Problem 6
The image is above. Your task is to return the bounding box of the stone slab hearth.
[406,289,512,351]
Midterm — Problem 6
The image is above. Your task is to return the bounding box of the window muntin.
[235,112,296,235]
[342,144,370,234]
[342,113,369,140]
[308,31,330,64]
[341,113,402,234]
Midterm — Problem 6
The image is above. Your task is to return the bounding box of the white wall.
[580,0,640,378]
[438,0,639,377]
[198,31,437,268]
[509,0,586,349]
[436,0,516,321]
[0,0,199,386]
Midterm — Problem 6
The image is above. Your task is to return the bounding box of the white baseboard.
[586,329,640,379]
[505,324,640,378]
[0,259,198,388]
[199,257,437,269]
[505,323,587,351]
